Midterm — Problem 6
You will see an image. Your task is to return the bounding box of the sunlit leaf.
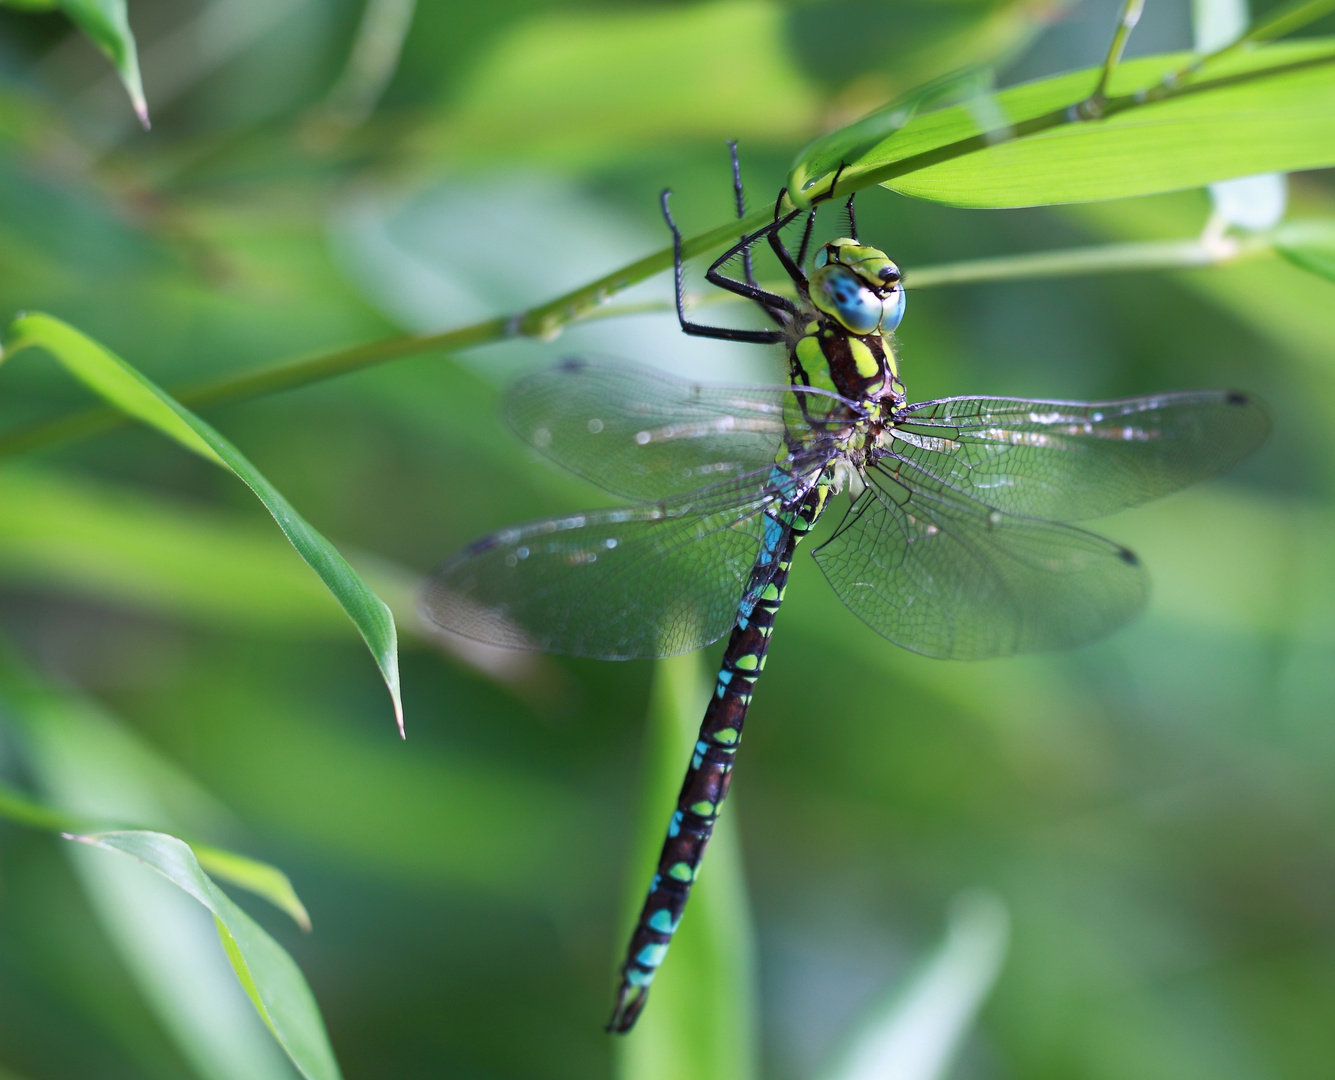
[67,831,340,1080]
[1,313,403,733]
[838,40,1335,207]
[788,68,994,207]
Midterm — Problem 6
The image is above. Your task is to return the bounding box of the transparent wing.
[812,459,1148,660]
[506,358,854,501]
[420,466,826,660]
[889,390,1270,520]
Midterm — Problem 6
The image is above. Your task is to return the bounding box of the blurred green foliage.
[1,0,1335,1078]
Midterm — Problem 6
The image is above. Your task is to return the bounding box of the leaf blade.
[2,313,403,733]
[68,831,341,1080]
[834,40,1335,207]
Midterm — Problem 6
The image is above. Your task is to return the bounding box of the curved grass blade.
[0,780,312,931]
[0,0,149,126]
[0,648,315,932]
[0,640,322,1078]
[1,313,403,734]
[1274,219,1335,282]
[819,892,1009,1080]
[66,831,340,1080]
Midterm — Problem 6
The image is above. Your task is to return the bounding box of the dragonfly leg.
[608,483,832,1034]
[728,140,757,288]
[769,162,849,286]
[661,189,787,344]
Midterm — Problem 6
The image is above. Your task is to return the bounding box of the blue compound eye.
[810,265,883,335]
[881,284,906,332]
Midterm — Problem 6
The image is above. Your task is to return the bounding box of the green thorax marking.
[791,317,903,404]
[793,238,907,405]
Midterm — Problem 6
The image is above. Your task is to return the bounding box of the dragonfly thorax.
[794,238,909,405]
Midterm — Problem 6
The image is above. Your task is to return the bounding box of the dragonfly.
[419,147,1271,1033]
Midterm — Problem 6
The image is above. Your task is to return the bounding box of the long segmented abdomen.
[606,478,829,1032]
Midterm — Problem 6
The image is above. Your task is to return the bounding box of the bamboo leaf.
[192,846,312,934]
[808,40,1335,208]
[1274,219,1335,281]
[0,780,312,932]
[819,892,1010,1080]
[67,831,339,1080]
[1,313,403,733]
[0,0,148,126]
[0,642,315,1080]
[787,68,993,207]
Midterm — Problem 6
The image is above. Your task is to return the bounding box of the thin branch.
[1083,0,1146,118]
[3,47,1333,461]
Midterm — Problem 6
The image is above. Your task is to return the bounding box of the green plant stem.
[1088,0,1146,110]
[0,224,1300,461]
[2,47,1331,462]
[903,232,1273,287]
[0,779,81,832]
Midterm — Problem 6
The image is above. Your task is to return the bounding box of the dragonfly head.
[810,239,906,336]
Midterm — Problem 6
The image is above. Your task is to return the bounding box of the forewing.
[420,476,788,660]
[506,358,851,500]
[890,391,1270,520]
[812,459,1148,660]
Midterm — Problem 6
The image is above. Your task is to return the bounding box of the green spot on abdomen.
[690,800,716,816]
[668,862,693,882]
[734,654,759,671]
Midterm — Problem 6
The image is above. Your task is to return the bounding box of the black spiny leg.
[728,140,756,288]
[661,190,789,343]
[845,193,860,242]
[766,186,809,291]
[794,207,818,272]
[768,164,850,290]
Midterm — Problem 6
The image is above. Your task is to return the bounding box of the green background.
[2,0,1335,1077]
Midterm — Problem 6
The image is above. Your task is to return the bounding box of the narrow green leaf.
[0,652,318,933]
[193,846,312,933]
[788,68,993,207]
[0,780,313,932]
[1237,0,1335,46]
[819,892,1010,1080]
[1,313,403,733]
[67,831,341,1080]
[838,40,1335,207]
[0,643,311,1079]
[1273,219,1335,282]
[614,653,758,1080]
[0,0,149,126]
[59,0,148,126]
